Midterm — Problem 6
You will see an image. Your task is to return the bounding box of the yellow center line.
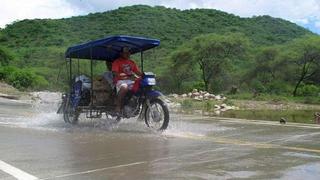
[176,133,320,154]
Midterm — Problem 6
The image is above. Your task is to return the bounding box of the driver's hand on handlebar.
[118,73,140,80]
[129,73,140,81]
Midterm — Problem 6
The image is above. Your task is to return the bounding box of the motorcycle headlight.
[146,78,156,85]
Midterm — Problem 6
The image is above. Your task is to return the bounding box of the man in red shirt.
[112,47,143,113]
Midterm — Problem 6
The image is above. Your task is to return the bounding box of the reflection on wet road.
[1,93,320,179]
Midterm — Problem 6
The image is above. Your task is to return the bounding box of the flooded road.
[1,93,320,179]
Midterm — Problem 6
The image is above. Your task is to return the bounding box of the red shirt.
[112,58,140,82]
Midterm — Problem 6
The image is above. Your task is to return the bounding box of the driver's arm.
[134,71,143,77]
[132,62,143,77]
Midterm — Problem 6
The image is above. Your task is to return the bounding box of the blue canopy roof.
[65,35,160,61]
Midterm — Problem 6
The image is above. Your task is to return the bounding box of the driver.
[112,47,143,113]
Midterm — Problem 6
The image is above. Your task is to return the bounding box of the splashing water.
[21,92,151,133]
[163,114,233,139]
[19,92,65,130]
[1,92,233,137]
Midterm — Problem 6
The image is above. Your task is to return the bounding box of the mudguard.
[57,93,67,114]
[57,102,64,114]
[146,90,163,99]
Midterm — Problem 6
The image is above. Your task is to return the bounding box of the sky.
[0,0,320,34]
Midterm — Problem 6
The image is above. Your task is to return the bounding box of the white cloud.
[197,0,320,22]
[65,0,160,12]
[0,0,80,28]
[296,19,310,25]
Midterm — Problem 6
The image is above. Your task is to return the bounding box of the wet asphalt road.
[1,95,320,179]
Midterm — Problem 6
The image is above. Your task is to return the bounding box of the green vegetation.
[178,98,222,111]
[0,5,319,103]
[221,109,316,124]
[169,96,320,123]
[165,34,320,100]
[0,65,48,90]
[0,46,13,66]
[228,93,320,105]
[164,33,249,92]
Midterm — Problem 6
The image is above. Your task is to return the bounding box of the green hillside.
[1,5,311,47]
[0,5,318,96]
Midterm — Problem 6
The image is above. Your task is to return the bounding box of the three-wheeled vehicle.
[57,35,169,130]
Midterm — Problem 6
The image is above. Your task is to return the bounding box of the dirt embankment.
[0,82,30,100]
[168,89,320,111]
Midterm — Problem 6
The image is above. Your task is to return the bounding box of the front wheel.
[63,95,79,124]
[145,98,169,131]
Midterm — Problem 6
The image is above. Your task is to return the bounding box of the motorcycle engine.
[123,95,140,118]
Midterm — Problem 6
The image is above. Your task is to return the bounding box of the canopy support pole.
[69,58,72,92]
[90,48,93,114]
[77,56,80,76]
[140,51,144,72]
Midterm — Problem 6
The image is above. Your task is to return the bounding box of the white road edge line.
[46,161,146,179]
[0,160,38,180]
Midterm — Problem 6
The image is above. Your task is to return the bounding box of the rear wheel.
[63,95,79,124]
[145,98,169,131]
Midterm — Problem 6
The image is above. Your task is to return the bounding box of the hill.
[0,5,314,90]
[1,5,311,47]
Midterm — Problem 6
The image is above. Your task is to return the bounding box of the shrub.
[303,97,320,104]
[181,99,194,109]
[0,46,14,66]
[0,66,48,90]
[191,81,205,92]
[223,98,234,106]
[204,100,214,111]
[270,96,289,103]
[298,84,320,97]
[32,75,49,90]
[0,66,19,80]
[251,80,266,93]
[7,70,35,89]
[228,93,253,100]
[266,80,292,95]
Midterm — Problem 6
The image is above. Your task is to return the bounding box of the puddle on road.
[2,92,320,179]
[281,163,320,180]
[163,117,234,139]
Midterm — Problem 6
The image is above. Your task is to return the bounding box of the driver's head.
[120,47,131,59]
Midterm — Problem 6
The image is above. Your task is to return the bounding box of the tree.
[285,36,320,96]
[245,46,291,94]
[167,47,198,93]
[255,47,279,81]
[189,33,248,91]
